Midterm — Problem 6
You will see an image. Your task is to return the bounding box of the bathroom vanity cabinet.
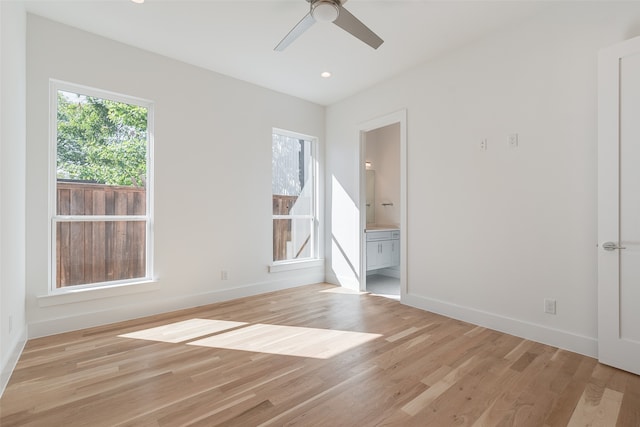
[366,229,400,271]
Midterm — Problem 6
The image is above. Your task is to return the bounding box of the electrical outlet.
[221,270,228,280]
[544,298,557,315]
[480,139,488,151]
[509,133,519,148]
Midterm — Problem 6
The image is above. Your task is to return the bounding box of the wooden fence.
[56,181,146,288]
[273,195,297,262]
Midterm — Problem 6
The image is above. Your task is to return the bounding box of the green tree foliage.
[57,91,148,187]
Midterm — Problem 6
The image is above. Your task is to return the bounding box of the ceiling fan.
[275,0,384,51]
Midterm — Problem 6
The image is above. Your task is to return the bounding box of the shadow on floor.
[366,274,400,300]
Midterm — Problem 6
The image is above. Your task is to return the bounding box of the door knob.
[603,241,626,251]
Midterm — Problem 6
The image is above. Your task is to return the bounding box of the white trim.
[28,276,324,339]
[146,100,155,293]
[404,292,597,358]
[272,215,313,220]
[357,109,408,299]
[48,81,57,293]
[48,80,154,294]
[50,79,153,108]
[368,268,400,279]
[330,273,361,290]
[597,35,640,375]
[38,280,160,306]
[271,128,320,263]
[272,127,317,142]
[0,326,27,398]
[269,258,324,273]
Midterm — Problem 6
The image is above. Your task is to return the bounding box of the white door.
[598,35,640,376]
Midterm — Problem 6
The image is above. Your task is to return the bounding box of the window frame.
[271,128,319,266]
[48,80,154,294]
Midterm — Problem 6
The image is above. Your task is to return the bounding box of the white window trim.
[268,259,324,273]
[37,280,160,307]
[271,128,320,266]
[48,80,155,295]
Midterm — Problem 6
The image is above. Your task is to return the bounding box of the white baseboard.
[1,326,27,398]
[368,268,400,279]
[28,273,324,339]
[403,292,598,358]
[323,270,338,286]
[325,273,361,291]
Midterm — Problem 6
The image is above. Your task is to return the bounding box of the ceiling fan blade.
[274,12,316,51]
[333,6,383,49]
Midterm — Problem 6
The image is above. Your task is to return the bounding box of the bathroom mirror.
[366,169,375,225]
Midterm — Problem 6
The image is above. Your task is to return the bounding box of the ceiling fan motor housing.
[311,0,340,23]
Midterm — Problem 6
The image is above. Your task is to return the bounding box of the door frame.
[597,35,640,375]
[358,110,407,299]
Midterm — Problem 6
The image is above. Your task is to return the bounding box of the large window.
[272,129,318,263]
[50,81,153,292]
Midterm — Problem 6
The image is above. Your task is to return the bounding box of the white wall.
[325,2,640,357]
[26,15,325,338]
[365,123,400,227]
[1,1,28,395]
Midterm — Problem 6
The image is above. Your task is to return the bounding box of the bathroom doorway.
[359,110,407,300]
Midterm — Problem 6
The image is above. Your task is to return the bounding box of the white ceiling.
[23,0,554,106]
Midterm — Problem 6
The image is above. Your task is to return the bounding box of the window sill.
[268,259,324,273]
[37,280,160,307]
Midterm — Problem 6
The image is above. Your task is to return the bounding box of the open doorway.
[359,110,407,300]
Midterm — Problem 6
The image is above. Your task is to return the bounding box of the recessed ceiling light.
[131,0,144,4]
[321,71,332,78]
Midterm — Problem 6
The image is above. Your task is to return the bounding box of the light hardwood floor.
[1,283,639,426]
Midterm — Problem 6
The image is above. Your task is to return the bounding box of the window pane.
[56,220,146,288]
[51,83,152,292]
[56,90,147,215]
[273,218,312,262]
[272,131,316,263]
[272,135,312,215]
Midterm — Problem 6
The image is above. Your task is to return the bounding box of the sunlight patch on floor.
[188,323,381,359]
[118,318,247,343]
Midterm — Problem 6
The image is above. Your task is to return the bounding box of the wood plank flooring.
[1,283,639,426]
